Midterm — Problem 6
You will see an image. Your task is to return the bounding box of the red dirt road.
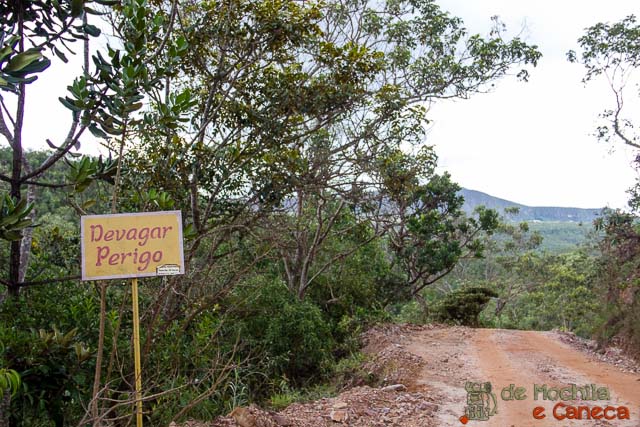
[407,328,640,427]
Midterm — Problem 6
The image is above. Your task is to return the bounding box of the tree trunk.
[0,392,10,427]
[8,7,26,298]
[414,292,430,323]
[18,163,36,284]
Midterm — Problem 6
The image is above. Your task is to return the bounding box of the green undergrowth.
[266,351,379,411]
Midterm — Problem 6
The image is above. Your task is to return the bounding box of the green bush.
[433,286,498,327]
[332,307,390,357]
[227,277,334,392]
[0,284,98,426]
[621,297,640,356]
[1,325,92,426]
[331,352,377,389]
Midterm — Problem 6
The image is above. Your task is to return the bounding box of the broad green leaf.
[82,199,96,209]
[88,124,108,139]
[18,57,52,75]
[2,230,22,241]
[59,97,83,112]
[0,45,13,62]
[53,47,68,63]
[124,102,143,112]
[83,24,101,37]
[4,51,43,73]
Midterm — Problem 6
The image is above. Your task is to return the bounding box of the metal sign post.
[131,277,143,426]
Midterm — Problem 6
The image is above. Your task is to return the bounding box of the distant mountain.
[459,188,602,223]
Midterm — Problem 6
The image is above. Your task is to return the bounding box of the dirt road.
[208,325,640,427]
[407,327,640,427]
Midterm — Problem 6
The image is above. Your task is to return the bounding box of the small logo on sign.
[156,264,181,276]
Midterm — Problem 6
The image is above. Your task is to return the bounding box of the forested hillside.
[460,188,602,222]
[459,189,598,252]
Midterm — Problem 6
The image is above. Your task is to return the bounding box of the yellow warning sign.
[81,211,184,280]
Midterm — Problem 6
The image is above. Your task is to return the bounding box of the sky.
[429,0,640,209]
[9,1,640,209]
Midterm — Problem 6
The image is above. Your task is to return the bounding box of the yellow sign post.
[81,211,184,426]
[131,277,143,426]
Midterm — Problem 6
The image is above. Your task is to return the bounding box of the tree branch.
[16,275,81,288]
[611,85,640,149]
[0,104,13,143]
[151,0,179,60]
[20,119,90,182]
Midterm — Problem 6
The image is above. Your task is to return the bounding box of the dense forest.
[0,1,639,426]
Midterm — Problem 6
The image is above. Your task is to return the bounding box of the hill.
[526,221,597,252]
[459,188,602,223]
[459,188,602,252]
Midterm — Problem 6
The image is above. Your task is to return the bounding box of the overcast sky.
[430,0,640,209]
[11,1,640,209]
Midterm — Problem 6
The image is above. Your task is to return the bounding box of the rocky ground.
[553,329,640,374]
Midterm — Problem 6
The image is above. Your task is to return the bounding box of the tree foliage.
[569,15,640,212]
[0,0,545,423]
[571,15,640,356]
[569,15,640,150]
[374,147,500,305]
[0,0,184,295]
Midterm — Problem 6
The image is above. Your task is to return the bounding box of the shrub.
[227,277,334,393]
[433,286,498,327]
[0,284,97,426]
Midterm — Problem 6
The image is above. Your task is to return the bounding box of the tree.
[569,15,640,210]
[570,14,640,354]
[373,147,500,310]
[480,211,543,319]
[591,209,640,349]
[0,1,194,424]
[0,0,189,297]
[256,0,541,300]
[569,15,640,150]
